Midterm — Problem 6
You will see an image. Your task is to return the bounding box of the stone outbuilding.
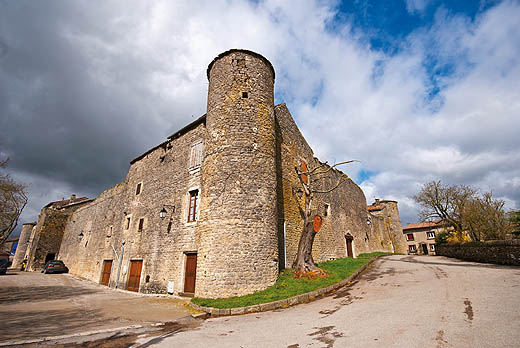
[24,49,407,298]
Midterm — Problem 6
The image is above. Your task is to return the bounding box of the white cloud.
[2,0,519,234]
[405,0,432,15]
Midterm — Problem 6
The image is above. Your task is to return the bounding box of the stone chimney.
[70,194,76,202]
[375,199,380,205]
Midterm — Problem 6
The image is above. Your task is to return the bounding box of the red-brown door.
[100,260,113,286]
[184,254,197,293]
[346,237,354,258]
[127,260,143,292]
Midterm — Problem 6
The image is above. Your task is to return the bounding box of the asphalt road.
[136,255,520,348]
[0,271,194,345]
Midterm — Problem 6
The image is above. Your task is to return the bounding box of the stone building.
[26,49,406,298]
[367,199,407,255]
[402,220,450,255]
[14,195,92,271]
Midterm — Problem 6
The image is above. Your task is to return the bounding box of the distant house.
[403,221,450,255]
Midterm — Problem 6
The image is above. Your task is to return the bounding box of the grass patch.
[192,252,391,309]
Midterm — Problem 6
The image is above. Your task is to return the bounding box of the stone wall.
[25,205,78,271]
[11,222,35,269]
[275,104,396,265]
[59,120,206,293]
[436,240,520,265]
[368,200,407,254]
[196,50,279,298]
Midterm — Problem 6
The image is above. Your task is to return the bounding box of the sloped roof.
[403,220,447,231]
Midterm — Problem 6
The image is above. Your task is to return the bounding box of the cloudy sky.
[1,0,519,236]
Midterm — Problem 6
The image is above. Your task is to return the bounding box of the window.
[189,141,203,172]
[430,244,435,251]
[136,183,142,195]
[138,218,144,232]
[324,204,330,217]
[125,217,131,230]
[409,245,417,253]
[188,190,198,222]
[427,231,436,239]
[242,91,248,98]
[406,233,414,241]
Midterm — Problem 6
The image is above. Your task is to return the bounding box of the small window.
[125,217,131,230]
[430,244,435,251]
[409,245,417,253]
[242,91,248,98]
[406,233,414,241]
[324,204,330,217]
[138,218,144,232]
[136,183,142,195]
[427,231,436,239]
[189,141,203,172]
[188,190,198,223]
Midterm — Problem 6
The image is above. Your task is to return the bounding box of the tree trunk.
[292,215,328,278]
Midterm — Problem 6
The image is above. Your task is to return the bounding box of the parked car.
[41,260,69,274]
[0,259,7,275]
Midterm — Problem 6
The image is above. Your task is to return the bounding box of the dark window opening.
[145,275,150,283]
[45,253,56,263]
[188,190,198,222]
[324,204,330,217]
[136,183,142,195]
[125,217,131,230]
[242,91,248,98]
[138,218,144,232]
[406,233,414,241]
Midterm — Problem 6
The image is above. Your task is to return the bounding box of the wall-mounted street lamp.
[160,205,175,219]
[78,232,84,241]
[366,218,371,225]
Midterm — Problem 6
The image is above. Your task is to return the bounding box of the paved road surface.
[0,271,194,345]
[137,255,520,348]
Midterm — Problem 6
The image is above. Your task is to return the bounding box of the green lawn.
[192,252,390,309]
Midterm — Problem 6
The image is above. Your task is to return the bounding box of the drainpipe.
[114,240,125,289]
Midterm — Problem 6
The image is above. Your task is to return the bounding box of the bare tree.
[292,159,355,278]
[0,158,28,246]
[413,181,476,240]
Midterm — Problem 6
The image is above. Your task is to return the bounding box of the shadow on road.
[0,308,104,342]
[0,286,99,304]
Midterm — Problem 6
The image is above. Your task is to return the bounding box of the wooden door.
[346,238,353,258]
[127,260,143,292]
[100,260,113,286]
[184,254,197,293]
[422,244,429,255]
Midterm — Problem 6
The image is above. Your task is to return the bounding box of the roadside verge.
[190,254,386,317]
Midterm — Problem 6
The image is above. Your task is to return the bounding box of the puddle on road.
[464,298,474,322]
[308,325,344,348]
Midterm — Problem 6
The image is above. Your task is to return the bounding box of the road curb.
[190,255,385,317]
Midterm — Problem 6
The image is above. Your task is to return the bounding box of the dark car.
[0,259,7,275]
[42,260,69,274]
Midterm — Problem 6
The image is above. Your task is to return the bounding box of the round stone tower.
[196,49,279,298]
[11,222,36,269]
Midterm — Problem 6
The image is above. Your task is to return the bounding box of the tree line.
[414,180,519,242]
